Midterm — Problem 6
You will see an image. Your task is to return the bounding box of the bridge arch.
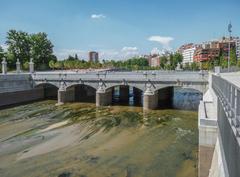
[65,84,96,103]
[34,83,58,100]
[34,82,59,89]
[154,84,206,94]
[104,84,143,106]
[105,83,144,92]
[154,85,203,110]
[66,83,97,91]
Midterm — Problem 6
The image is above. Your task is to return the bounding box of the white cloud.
[150,47,173,56]
[121,46,139,59]
[150,48,160,55]
[91,14,106,19]
[148,35,174,49]
[121,46,138,52]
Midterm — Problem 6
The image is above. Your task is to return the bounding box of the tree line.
[1,29,239,72]
[0,30,56,71]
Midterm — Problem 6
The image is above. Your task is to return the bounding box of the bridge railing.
[212,74,240,177]
[212,74,240,136]
[31,71,208,82]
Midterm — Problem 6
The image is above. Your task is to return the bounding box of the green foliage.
[30,32,54,70]
[6,30,31,69]
[183,62,199,71]
[5,29,56,70]
[230,48,237,66]
[169,53,183,70]
[160,56,168,69]
[237,60,240,68]
[102,57,150,70]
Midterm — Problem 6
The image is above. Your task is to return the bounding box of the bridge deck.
[221,72,240,87]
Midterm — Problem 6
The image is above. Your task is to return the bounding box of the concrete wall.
[0,74,48,107]
[0,74,32,93]
[0,88,44,107]
[218,103,240,177]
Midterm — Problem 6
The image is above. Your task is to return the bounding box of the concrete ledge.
[0,88,44,107]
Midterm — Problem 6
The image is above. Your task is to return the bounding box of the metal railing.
[212,74,240,137]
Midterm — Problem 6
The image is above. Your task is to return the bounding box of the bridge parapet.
[31,71,208,93]
[212,74,240,177]
[212,75,240,137]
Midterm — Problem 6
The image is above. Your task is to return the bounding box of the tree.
[237,60,240,68]
[49,60,56,69]
[30,32,55,70]
[190,62,199,71]
[6,30,31,68]
[230,48,237,66]
[160,56,168,69]
[220,54,227,68]
[169,53,183,70]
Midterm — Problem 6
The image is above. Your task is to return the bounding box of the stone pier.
[119,86,129,103]
[96,88,113,107]
[57,86,75,105]
[143,88,158,110]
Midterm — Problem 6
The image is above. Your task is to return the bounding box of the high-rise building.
[89,51,99,62]
[182,47,196,64]
[194,48,220,62]
[148,55,161,67]
[233,37,240,60]
[178,43,196,64]
[218,37,236,59]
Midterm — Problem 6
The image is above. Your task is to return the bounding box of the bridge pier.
[143,88,158,110]
[57,87,75,105]
[119,86,129,103]
[96,88,112,107]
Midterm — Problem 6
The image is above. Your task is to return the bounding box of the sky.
[0,0,240,60]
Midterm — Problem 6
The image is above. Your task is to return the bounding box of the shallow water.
[0,100,198,177]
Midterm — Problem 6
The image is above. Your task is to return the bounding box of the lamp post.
[228,22,232,72]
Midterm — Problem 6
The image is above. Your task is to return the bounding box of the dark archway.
[156,86,174,109]
[156,86,203,110]
[66,84,96,103]
[110,85,143,106]
[173,87,203,110]
[35,83,58,100]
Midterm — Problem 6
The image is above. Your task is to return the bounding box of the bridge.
[1,60,240,176]
[31,71,208,109]
[199,70,240,177]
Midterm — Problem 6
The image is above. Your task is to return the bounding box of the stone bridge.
[32,71,208,109]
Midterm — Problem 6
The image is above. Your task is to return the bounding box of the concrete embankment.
[0,74,44,107]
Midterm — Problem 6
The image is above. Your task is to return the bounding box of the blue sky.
[0,0,240,60]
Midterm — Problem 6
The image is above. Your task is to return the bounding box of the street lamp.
[228,22,232,72]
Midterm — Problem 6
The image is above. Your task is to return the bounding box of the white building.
[234,37,240,60]
[182,47,196,64]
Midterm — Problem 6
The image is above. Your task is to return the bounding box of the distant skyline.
[0,0,240,60]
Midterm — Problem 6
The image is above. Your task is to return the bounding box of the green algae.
[0,100,198,177]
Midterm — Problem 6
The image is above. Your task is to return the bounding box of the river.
[0,100,198,177]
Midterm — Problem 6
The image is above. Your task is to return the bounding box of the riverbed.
[0,100,198,177]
